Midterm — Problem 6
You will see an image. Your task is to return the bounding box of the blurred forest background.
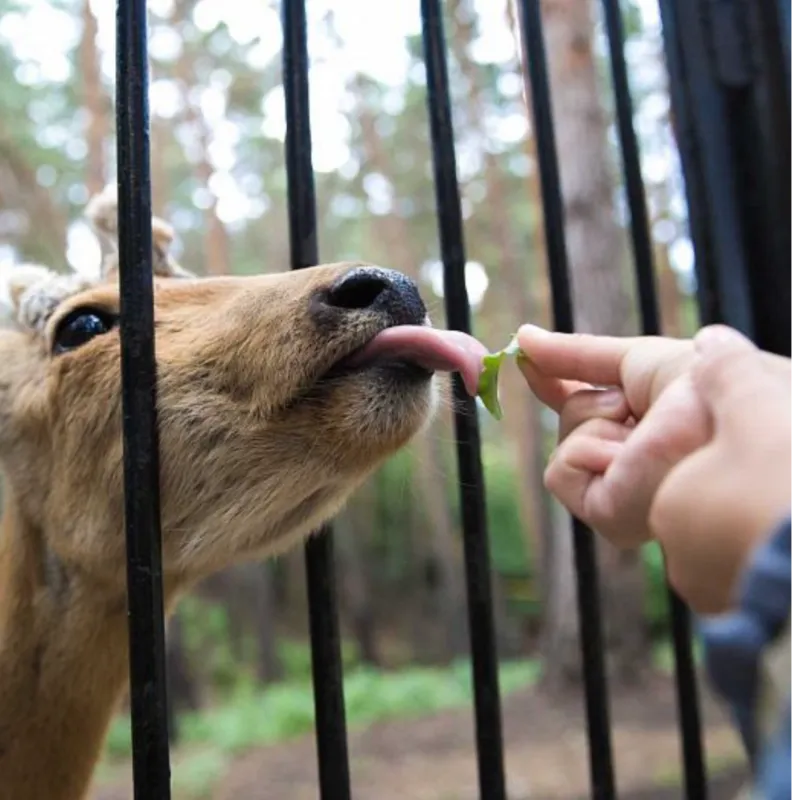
[0,0,738,797]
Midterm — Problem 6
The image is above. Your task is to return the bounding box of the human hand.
[516,323,790,614]
[649,326,791,613]
[515,325,704,549]
[515,322,783,415]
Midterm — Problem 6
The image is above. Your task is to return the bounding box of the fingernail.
[518,323,550,339]
[597,389,624,408]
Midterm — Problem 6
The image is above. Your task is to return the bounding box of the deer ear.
[0,264,91,334]
[86,185,195,280]
[5,264,56,309]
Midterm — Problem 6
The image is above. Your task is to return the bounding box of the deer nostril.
[325,269,390,310]
[316,266,427,327]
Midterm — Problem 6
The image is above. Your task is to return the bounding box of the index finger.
[517,325,695,416]
[517,325,653,384]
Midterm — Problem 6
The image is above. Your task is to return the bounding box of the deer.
[0,186,488,800]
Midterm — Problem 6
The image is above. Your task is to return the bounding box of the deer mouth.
[330,324,488,396]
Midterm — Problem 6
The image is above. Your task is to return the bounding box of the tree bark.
[334,480,382,666]
[352,87,469,660]
[79,0,107,199]
[171,0,230,275]
[252,565,284,683]
[536,0,650,686]
[449,0,551,572]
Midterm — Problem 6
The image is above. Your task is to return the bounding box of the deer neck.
[0,492,131,800]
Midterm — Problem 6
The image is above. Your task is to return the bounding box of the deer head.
[0,186,486,603]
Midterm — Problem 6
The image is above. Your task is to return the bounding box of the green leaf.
[477,335,524,420]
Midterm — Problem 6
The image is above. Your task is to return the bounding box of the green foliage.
[104,639,689,767]
[621,0,647,39]
[104,715,135,759]
[652,637,703,676]
[103,658,540,761]
[482,447,530,576]
[643,541,671,630]
[171,750,230,800]
[177,596,364,691]
[276,638,361,681]
[179,596,239,691]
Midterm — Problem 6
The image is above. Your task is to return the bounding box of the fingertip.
[517,323,551,340]
[517,326,637,389]
[516,323,551,354]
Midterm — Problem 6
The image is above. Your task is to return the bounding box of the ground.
[94,674,748,799]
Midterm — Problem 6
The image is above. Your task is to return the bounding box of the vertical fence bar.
[115,0,172,796]
[281,1,352,797]
[419,1,507,798]
[600,2,707,797]
[517,2,617,797]
[600,0,660,334]
[654,2,791,787]
[657,0,790,357]
[655,0,754,336]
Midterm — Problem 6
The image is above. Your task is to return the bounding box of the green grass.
[652,637,703,675]
[103,658,541,761]
[170,749,231,799]
[100,644,704,799]
[104,639,700,764]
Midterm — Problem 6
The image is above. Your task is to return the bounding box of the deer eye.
[53,308,117,355]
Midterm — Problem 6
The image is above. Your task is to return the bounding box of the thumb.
[692,325,788,424]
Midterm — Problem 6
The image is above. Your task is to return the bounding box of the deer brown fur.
[0,187,439,799]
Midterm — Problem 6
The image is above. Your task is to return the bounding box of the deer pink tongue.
[346,325,487,396]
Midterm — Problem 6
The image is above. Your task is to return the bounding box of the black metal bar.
[517,2,617,797]
[281,1,352,797]
[659,0,754,335]
[737,0,791,358]
[419,2,507,798]
[654,0,753,336]
[667,593,707,797]
[115,0,172,796]
[600,3,707,796]
[600,0,661,336]
[653,0,791,791]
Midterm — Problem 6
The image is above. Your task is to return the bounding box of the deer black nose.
[322,266,426,326]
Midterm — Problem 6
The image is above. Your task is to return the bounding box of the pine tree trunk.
[335,485,383,666]
[535,0,650,686]
[172,0,230,275]
[79,0,107,198]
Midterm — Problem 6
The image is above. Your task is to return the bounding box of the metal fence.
[113,0,790,798]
